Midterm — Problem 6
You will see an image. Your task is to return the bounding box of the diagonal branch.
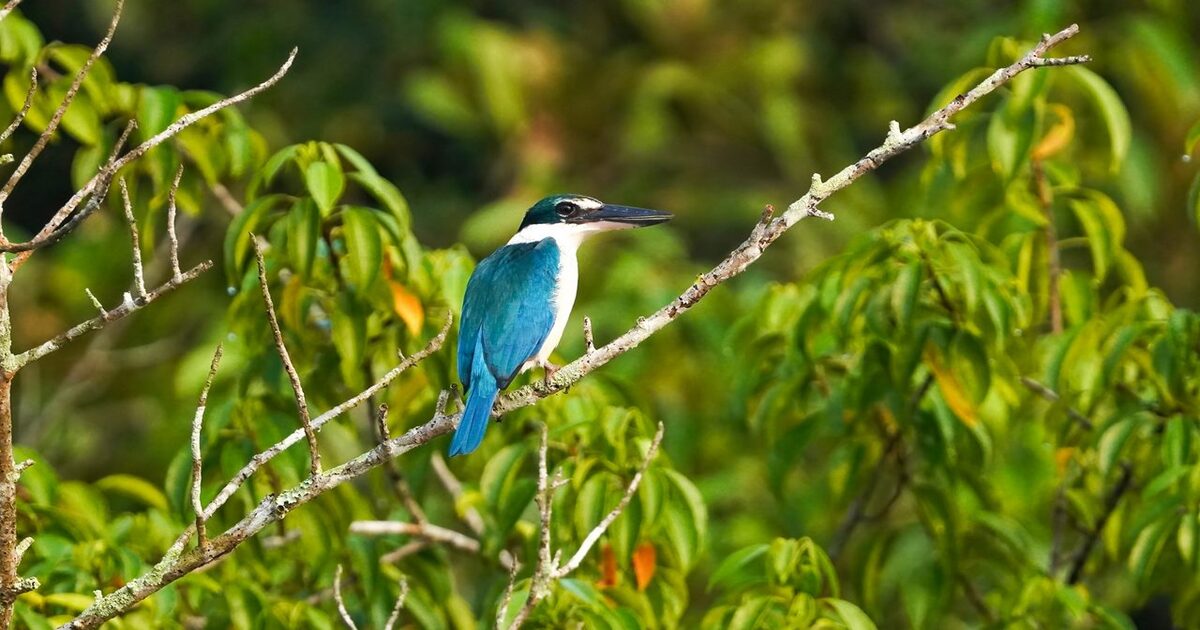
[191,344,223,551]
[506,422,664,629]
[15,261,211,366]
[0,0,23,23]
[496,25,1088,416]
[0,0,124,209]
[0,119,137,255]
[118,179,148,300]
[0,67,36,148]
[11,47,297,270]
[64,25,1089,629]
[252,238,320,476]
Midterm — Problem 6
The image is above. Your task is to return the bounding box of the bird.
[451,194,672,456]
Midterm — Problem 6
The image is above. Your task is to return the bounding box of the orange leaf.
[596,544,619,589]
[924,347,978,427]
[1055,447,1075,476]
[632,542,657,591]
[389,280,425,335]
[1032,104,1075,161]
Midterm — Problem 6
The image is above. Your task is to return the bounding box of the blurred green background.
[15,0,1199,471]
[5,0,1200,627]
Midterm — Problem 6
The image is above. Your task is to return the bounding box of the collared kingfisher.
[451,194,672,456]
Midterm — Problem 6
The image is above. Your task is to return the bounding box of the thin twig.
[66,27,1090,629]
[166,165,184,280]
[15,261,211,366]
[508,423,664,629]
[253,237,320,476]
[374,403,427,523]
[350,521,481,554]
[118,179,148,300]
[191,344,223,551]
[1021,377,1093,430]
[0,0,124,207]
[0,0,24,23]
[333,565,358,630]
[553,422,664,579]
[11,48,297,271]
[195,313,451,525]
[496,559,521,629]
[383,576,408,630]
[582,317,596,354]
[0,67,36,146]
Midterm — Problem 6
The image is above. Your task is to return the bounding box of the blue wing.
[458,239,560,391]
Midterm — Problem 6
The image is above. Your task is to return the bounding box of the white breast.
[507,223,588,371]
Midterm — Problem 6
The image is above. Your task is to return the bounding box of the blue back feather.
[452,239,560,455]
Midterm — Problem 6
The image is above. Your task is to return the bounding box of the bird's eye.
[555,201,579,218]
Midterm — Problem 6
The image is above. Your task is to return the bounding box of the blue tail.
[450,378,497,456]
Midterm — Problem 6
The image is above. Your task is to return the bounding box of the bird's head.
[516,194,672,238]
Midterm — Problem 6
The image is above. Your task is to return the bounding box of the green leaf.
[707,543,769,591]
[1129,516,1176,585]
[95,474,169,511]
[350,171,411,230]
[728,596,781,630]
[305,161,345,215]
[223,194,286,287]
[987,99,1038,179]
[340,207,384,290]
[480,444,526,510]
[286,198,320,279]
[1185,118,1200,155]
[1064,65,1131,172]
[334,143,379,176]
[1097,418,1136,477]
[138,86,181,140]
[1069,195,1125,284]
[891,260,922,332]
[825,599,878,630]
[574,472,612,539]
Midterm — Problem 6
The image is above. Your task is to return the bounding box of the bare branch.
[0,67,36,146]
[333,565,358,630]
[375,403,427,523]
[13,48,297,271]
[1021,377,1093,430]
[0,119,137,255]
[582,316,595,354]
[378,541,428,565]
[166,165,184,280]
[15,261,211,366]
[553,421,663,578]
[65,26,1089,629]
[196,312,451,524]
[252,238,320,476]
[383,575,408,630]
[191,344,223,550]
[118,179,148,300]
[508,422,664,628]
[0,0,23,23]
[0,0,124,207]
[495,559,520,629]
[494,24,1090,415]
[350,521,481,554]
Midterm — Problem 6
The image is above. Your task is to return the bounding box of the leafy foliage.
[3,2,1200,629]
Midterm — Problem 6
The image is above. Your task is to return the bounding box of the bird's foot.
[542,360,562,390]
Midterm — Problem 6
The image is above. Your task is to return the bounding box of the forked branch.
[65,24,1089,629]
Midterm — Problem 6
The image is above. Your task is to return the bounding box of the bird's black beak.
[571,204,673,227]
